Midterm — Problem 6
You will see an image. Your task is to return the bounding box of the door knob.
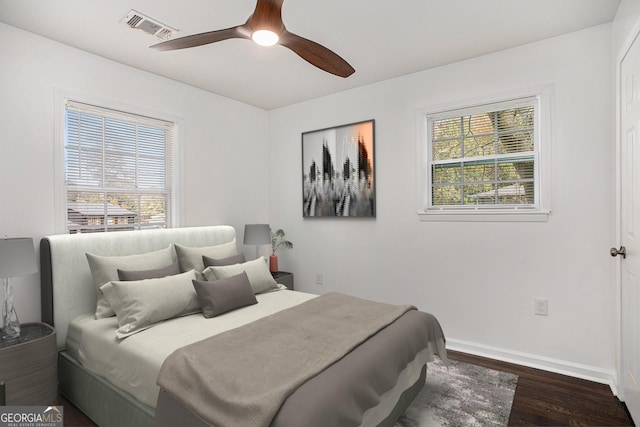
[610,246,627,259]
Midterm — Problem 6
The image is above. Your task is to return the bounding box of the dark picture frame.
[302,119,375,217]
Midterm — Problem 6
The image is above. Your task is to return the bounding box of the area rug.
[394,359,518,427]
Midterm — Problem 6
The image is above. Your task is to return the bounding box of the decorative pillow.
[86,246,174,319]
[202,256,278,294]
[117,261,180,281]
[202,253,246,268]
[174,241,239,273]
[102,270,200,339]
[192,272,257,318]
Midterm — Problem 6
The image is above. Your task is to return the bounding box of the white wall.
[0,23,269,324]
[268,24,616,381]
[0,13,623,387]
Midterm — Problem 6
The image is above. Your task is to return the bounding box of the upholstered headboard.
[40,225,237,349]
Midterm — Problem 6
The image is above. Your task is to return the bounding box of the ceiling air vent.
[120,10,178,41]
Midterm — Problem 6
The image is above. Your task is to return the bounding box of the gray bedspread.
[157,292,422,427]
[272,309,446,427]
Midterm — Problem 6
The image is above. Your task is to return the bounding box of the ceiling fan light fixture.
[251,29,279,47]
[151,0,355,77]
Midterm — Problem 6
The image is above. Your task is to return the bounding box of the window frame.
[54,89,183,233]
[416,86,552,222]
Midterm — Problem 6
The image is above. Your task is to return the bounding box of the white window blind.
[426,97,539,211]
[64,100,175,233]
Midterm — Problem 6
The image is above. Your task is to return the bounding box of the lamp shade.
[243,224,271,245]
[0,238,38,279]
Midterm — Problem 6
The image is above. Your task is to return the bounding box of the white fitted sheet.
[66,289,316,408]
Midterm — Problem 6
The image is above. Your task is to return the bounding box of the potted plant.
[270,228,293,273]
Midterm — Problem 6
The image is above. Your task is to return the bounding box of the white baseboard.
[446,338,619,397]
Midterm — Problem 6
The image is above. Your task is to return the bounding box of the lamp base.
[2,277,20,340]
[2,309,19,339]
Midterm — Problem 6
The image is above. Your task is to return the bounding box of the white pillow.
[86,246,175,319]
[203,256,278,294]
[174,241,239,273]
[102,270,200,339]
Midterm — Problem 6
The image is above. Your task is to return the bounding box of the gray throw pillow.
[174,241,239,272]
[202,253,246,267]
[192,272,257,318]
[117,261,180,281]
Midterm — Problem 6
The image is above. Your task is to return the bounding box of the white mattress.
[66,289,317,408]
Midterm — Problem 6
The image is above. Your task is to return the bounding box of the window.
[64,100,175,233]
[419,91,550,222]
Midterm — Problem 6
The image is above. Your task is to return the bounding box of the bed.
[40,225,446,427]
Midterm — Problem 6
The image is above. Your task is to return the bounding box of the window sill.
[417,209,550,222]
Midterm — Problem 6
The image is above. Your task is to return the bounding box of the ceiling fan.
[151,0,355,78]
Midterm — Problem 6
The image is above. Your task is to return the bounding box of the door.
[620,30,640,424]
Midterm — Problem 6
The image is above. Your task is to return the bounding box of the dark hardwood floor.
[449,350,634,426]
[57,394,96,427]
[58,350,635,426]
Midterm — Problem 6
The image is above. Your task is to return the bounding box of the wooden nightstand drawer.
[0,322,57,405]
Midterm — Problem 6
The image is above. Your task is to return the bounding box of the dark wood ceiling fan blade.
[250,0,285,27]
[280,32,355,78]
[150,0,354,78]
[151,25,249,51]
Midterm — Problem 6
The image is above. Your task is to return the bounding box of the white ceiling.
[0,0,621,110]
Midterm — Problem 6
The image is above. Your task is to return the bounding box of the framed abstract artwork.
[302,119,375,217]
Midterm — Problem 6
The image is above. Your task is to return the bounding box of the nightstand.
[0,322,57,405]
[272,271,294,290]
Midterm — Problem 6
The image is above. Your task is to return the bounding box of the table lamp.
[0,237,38,339]
[243,224,271,259]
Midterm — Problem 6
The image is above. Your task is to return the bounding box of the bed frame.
[40,225,425,427]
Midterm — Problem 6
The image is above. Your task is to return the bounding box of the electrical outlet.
[315,273,323,285]
[534,298,549,316]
